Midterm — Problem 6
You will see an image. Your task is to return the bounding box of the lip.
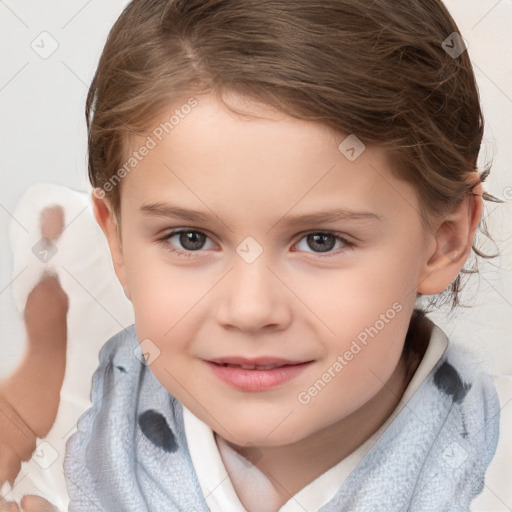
[206,357,313,391]
[209,356,307,368]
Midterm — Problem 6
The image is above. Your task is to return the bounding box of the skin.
[92,93,483,507]
[0,208,65,510]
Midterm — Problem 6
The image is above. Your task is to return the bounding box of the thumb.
[20,496,58,512]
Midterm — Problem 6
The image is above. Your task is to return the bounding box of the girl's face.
[102,93,440,447]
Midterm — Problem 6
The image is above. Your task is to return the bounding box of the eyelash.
[156,229,354,259]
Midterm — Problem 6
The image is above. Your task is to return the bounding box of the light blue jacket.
[64,325,499,511]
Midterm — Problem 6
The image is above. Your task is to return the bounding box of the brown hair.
[86,0,499,307]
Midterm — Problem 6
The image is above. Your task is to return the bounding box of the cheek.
[124,249,213,358]
[293,247,420,402]
[296,246,419,338]
[293,305,411,432]
[123,240,176,305]
[122,248,178,338]
[349,236,425,319]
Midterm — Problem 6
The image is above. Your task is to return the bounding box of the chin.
[220,421,310,448]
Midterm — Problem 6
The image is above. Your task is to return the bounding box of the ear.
[91,190,131,300]
[418,181,483,296]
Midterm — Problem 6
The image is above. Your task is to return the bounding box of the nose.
[216,255,292,333]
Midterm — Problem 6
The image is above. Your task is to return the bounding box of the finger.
[0,498,21,512]
[20,495,58,512]
[0,445,22,487]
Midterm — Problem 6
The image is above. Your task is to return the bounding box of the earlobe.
[91,191,131,300]
[417,182,483,296]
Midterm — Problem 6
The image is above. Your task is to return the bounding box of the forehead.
[120,93,421,228]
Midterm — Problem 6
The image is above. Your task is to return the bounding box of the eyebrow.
[276,209,381,228]
[140,203,213,223]
[140,202,381,227]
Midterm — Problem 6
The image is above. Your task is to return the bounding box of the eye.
[158,229,353,259]
[294,232,352,257]
[158,229,215,257]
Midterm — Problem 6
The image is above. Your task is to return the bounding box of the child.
[6,0,512,510]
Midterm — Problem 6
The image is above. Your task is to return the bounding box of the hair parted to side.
[86,0,500,307]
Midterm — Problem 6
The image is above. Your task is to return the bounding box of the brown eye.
[160,229,215,257]
[173,231,207,251]
[295,231,351,256]
[306,233,337,253]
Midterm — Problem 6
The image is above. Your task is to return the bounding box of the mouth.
[206,357,314,391]
[208,357,311,371]
[211,362,302,370]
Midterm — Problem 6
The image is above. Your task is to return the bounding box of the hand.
[0,273,69,487]
[0,495,58,512]
[23,274,69,346]
[0,396,36,486]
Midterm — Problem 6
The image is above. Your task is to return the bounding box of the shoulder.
[64,326,203,508]
[470,373,512,511]
[97,323,140,365]
[429,330,512,510]
[86,325,140,399]
[68,325,146,439]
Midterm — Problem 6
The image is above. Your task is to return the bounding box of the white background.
[1,0,511,375]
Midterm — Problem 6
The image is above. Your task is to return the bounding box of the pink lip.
[209,356,306,366]
[206,358,313,392]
